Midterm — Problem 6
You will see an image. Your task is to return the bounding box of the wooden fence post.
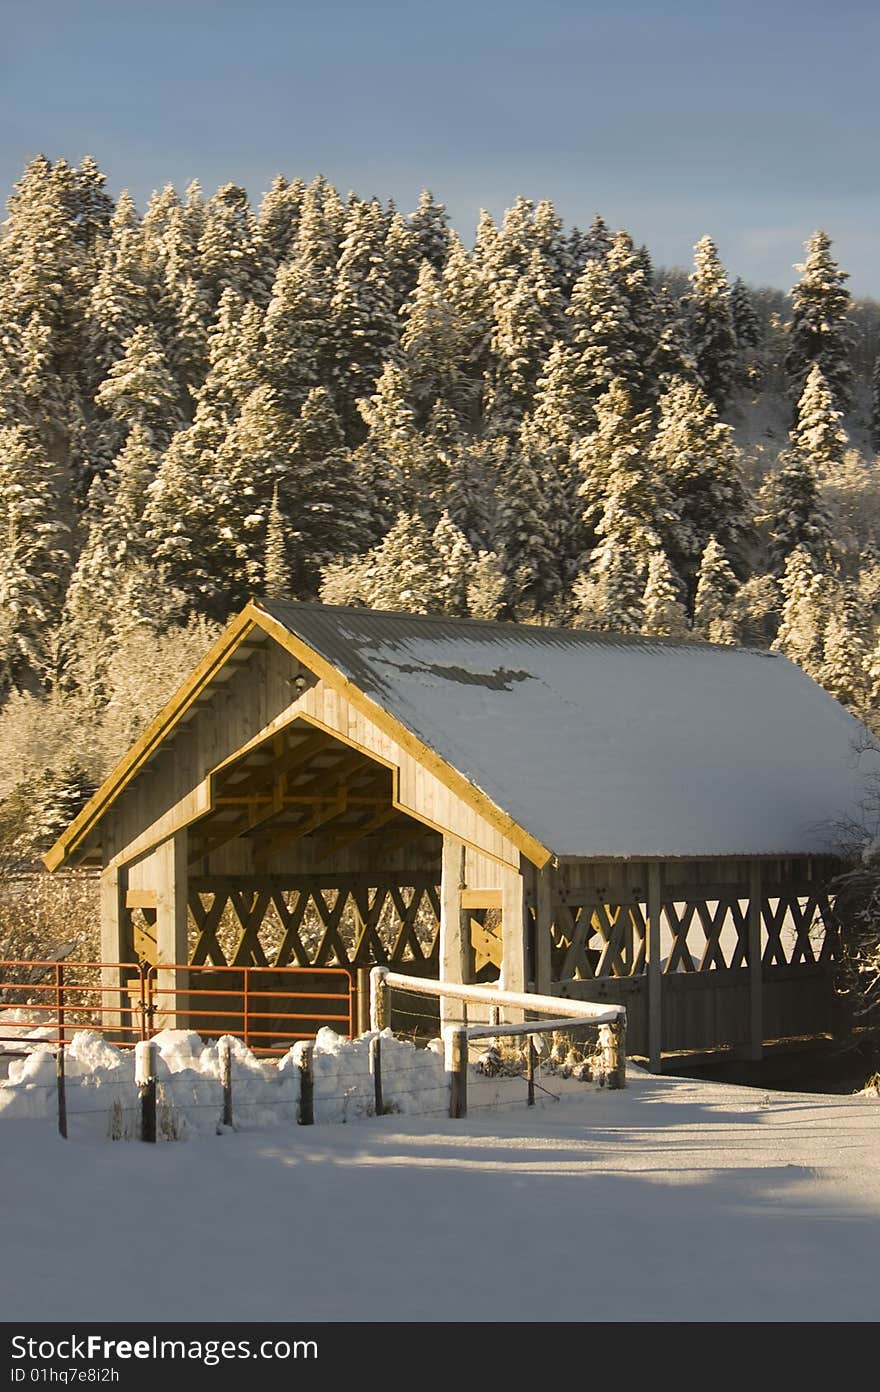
[445,1025,468,1119]
[370,966,390,1032]
[298,1043,314,1126]
[135,1040,157,1143]
[56,1045,67,1140]
[356,967,371,1036]
[601,1014,627,1089]
[369,1033,384,1117]
[526,1034,536,1107]
[220,1037,233,1128]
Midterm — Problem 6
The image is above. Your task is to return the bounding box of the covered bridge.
[45,600,876,1069]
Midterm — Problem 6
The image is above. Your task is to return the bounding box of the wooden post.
[647,862,662,1073]
[220,1037,233,1128]
[56,1046,67,1140]
[370,966,390,1031]
[446,1025,468,1119]
[356,967,371,1036]
[298,1043,314,1126]
[369,1033,384,1117]
[526,1034,536,1106]
[155,831,190,1031]
[534,866,554,996]
[600,1016,627,1089]
[501,864,528,1022]
[100,864,129,1032]
[439,837,467,1031]
[136,1040,157,1143]
[748,861,763,1062]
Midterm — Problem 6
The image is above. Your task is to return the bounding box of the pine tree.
[86,191,154,388]
[263,484,291,599]
[605,229,659,408]
[400,261,468,425]
[485,247,565,433]
[194,289,264,430]
[444,440,496,551]
[494,432,566,619]
[692,536,738,643]
[330,199,398,431]
[466,550,506,620]
[432,511,477,616]
[785,230,853,411]
[0,424,71,686]
[408,190,451,272]
[687,236,737,411]
[731,277,761,350]
[641,550,690,638]
[649,376,749,581]
[565,257,638,426]
[872,355,880,453]
[362,512,443,613]
[142,420,225,618]
[257,175,304,267]
[94,324,182,447]
[574,378,669,540]
[820,585,870,711]
[572,532,645,635]
[283,387,367,590]
[356,361,426,518]
[262,252,332,412]
[197,183,273,310]
[771,546,835,679]
[649,286,699,388]
[756,447,834,572]
[790,363,849,477]
[69,155,114,253]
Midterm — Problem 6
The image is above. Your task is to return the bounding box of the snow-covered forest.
[2,153,880,859]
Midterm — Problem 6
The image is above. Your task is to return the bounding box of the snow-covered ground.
[2,1044,879,1323]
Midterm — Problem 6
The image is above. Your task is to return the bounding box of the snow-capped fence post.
[298,1043,314,1126]
[369,1033,384,1116]
[370,966,390,1032]
[599,1020,627,1089]
[136,1040,157,1142]
[56,1045,67,1139]
[220,1037,233,1128]
[445,1025,468,1119]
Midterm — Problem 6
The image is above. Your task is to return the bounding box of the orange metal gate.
[0,959,354,1056]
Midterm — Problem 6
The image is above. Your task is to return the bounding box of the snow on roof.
[260,601,878,860]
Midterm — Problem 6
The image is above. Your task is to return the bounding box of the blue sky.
[2,0,878,296]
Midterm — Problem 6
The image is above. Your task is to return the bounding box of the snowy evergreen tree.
[820,586,870,711]
[692,536,738,643]
[263,484,291,600]
[257,175,304,267]
[361,511,444,614]
[785,230,853,411]
[400,261,469,425]
[772,546,836,679]
[650,376,749,581]
[790,363,849,477]
[756,447,835,572]
[649,286,699,389]
[572,532,645,635]
[641,550,690,638]
[356,361,427,519]
[466,550,506,620]
[432,511,477,616]
[872,355,880,453]
[574,378,669,540]
[566,257,638,426]
[687,236,737,411]
[0,424,71,686]
[197,183,273,309]
[283,387,367,590]
[408,189,451,272]
[262,252,332,412]
[94,324,182,448]
[330,199,398,431]
[731,277,761,350]
[85,191,154,388]
[194,289,264,430]
[494,432,566,619]
[485,247,564,433]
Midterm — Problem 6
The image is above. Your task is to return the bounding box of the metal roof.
[257,599,878,860]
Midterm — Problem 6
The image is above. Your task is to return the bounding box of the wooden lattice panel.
[187,875,440,970]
